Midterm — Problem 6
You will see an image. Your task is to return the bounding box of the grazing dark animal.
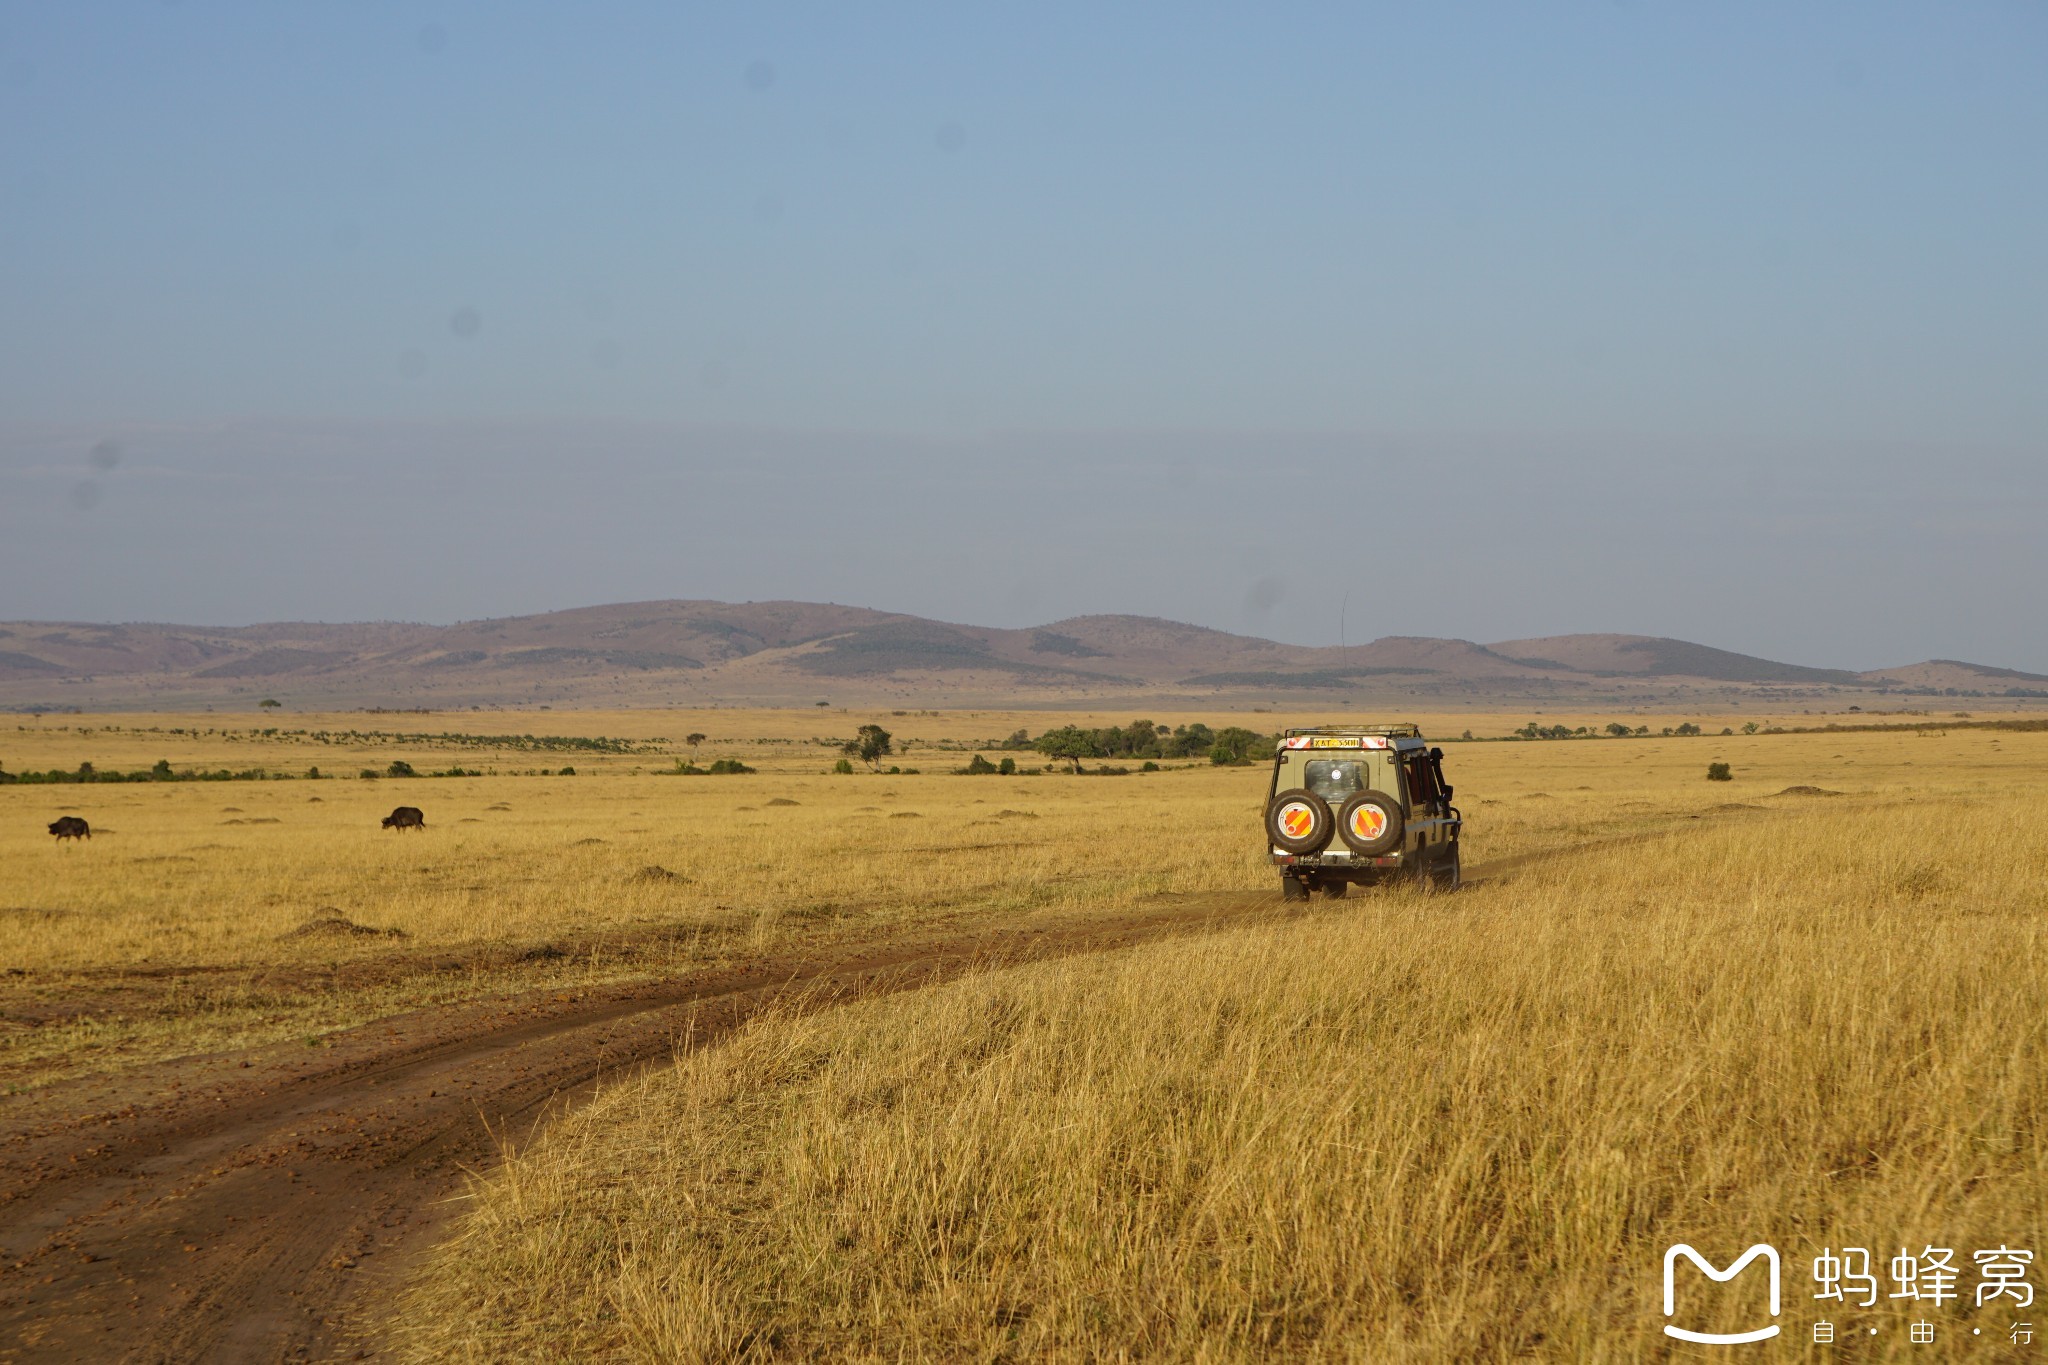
[381,806,426,832]
[48,816,91,842]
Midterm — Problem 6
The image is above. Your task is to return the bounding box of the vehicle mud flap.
[1336,789,1404,858]
[1265,788,1334,856]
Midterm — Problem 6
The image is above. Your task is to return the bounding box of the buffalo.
[48,816,91,842]
[381,806,426,832]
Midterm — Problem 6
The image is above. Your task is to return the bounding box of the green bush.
[387,760,417,778]
[961,754,999,775]
[833,758,855,774]
[1707,762,1733,782]
[998,756,1017,775]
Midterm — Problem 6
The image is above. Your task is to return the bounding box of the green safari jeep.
[1264,724,1462,898]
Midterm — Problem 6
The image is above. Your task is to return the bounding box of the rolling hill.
[0,601,2040,711]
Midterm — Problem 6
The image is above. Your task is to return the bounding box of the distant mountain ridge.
[1488,634,1864,685]
[0,600,2040,710]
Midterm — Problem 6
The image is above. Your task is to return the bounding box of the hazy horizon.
[4,5,2042,669]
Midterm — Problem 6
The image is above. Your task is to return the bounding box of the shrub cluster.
[0,760,282,784]
[668,758,755,775]
[1514,721,1707,740]
[1509,720,1772,741]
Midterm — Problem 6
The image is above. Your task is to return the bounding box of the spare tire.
[1337,789,1405,857]
[1265,788,1334,855]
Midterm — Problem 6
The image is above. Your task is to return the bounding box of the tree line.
[1511,721,1752,740]
[1022,721,1275,773]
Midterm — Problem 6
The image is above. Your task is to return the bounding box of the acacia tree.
[842,724,894,770]
[1207,726,1272,766]
[685,732,706,757]
[1118,719,1161,758]
[1162,723,1215,758]
[1034,725,1100,773]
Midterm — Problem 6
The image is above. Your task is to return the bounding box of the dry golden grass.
[2,707,1319,1087]
[0,769,1251,1088]
[5,712,2042,1094]
[391,731,2048,1362]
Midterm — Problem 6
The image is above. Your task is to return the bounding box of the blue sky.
[2,4,2043,668]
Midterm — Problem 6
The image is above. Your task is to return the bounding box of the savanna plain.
[2,706,2044,1361]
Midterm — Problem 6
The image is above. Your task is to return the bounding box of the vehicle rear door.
[1399,750,1448,851]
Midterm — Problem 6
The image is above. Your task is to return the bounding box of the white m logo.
[1663,1244,1781,1344]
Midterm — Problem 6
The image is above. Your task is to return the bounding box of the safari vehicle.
[1264,724,1461,898]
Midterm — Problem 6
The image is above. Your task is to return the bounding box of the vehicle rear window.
[1304,759,1367,804]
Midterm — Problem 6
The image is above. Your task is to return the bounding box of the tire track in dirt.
[0,890,1319,1363]
[0,823,1635,1365]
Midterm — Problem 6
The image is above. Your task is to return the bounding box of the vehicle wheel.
[1265,788,1335,856]
[1280,873,1309,902]
[1336,789,1405,858]
[1440,844,1462,891]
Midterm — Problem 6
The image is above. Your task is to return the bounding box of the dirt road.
[0,890,1318,1362]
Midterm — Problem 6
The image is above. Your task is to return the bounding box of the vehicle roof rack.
[1281,724,1423,739]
